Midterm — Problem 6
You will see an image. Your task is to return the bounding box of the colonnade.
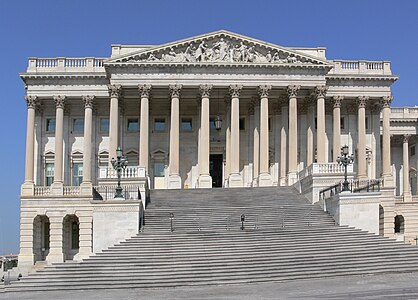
[22,85,398,192]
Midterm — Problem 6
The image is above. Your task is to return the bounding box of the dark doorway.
[210,154,223,188]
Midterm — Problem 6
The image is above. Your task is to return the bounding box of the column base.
[279,177,287,186]
[228,173,243,188]
[252,178,258,187]
[20,182,35,196]
[287,172,298,186]
[382,174,395,188]
[46,252,63,264]
[198,174,212,189]
[80,181,93,196]
[73,250,91,262]
[258,173,273,187]
[404,193,412,202]
[168,174,182,189]
[17,253,34,270]
[51,182,64,196]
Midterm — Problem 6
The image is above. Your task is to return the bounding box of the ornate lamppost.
[111,146,128,199]
[337,145,354,192]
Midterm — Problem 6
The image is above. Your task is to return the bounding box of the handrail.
[319,179,382,200]
[93,185,141,200]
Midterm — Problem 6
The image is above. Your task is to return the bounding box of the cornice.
[20,72,107,80]
[326,74,398,82]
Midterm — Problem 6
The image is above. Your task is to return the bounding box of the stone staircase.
[6,187,418,292]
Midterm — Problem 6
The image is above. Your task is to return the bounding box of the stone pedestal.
[80,181,93,196]
[168,174,182,189]
[20,182,34,196]
[51,181,64,196]
[228,173,243,187]
[382,174,394,188]
[198,174,212,188]
[287,173,298,186]
[258,173,272,187]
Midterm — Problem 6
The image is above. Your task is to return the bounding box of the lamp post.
[337,145,354,192]
[111,146,128,199]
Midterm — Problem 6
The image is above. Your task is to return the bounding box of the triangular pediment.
[107,30,329,66]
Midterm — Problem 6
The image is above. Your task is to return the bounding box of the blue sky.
[0,0,417,254]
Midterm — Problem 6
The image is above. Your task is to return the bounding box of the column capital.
[138,84,152,98]
[169,84,182,98]
[53,96,66,109]
[107,84,122,98]
[357,96,369,108]
[199,84,212,98]
[258,85,272,98]
[24,95,38,109]
[381,95,393,108]
[314,85,328,98]
[286,85,300,98]
[332,96,344,108]
[403,134,411,143]
[229,84,243,98]
[82,95,95,109]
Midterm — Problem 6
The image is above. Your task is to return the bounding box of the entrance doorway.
[210,154,223,188]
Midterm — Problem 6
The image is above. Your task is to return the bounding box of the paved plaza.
[3,272,418,299]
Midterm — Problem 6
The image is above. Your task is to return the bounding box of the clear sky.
[0,0,417,254]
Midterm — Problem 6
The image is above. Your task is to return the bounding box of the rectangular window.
[45,163,54,186]
[73,118,84,133]
[100,118,109,132]
[154,162,165,177]
[46,118,56,133]
[340,117,345,130]
[210,117,216,130]
[72,163,83,186]
[154,118,166,132]
[239,117,245,131]
[127,118,139,132]
[181,118,193,131]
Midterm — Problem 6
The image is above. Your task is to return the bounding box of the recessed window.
[411,146,416,157]
[99,118,109,132]
[210,117,216,130]
[181,118,193,131]
[71,221,79,249]
[239,117,245,131]
[45,163,54,186]
[154,162,165,177]
[127,118,139,132]
[154,118,166,132]
[73,118,84,133]
[340,117,345,130]
[46,118,56,133]
[72,163,83,186]
[365,117,369,130]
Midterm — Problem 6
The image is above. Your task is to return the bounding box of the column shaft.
[357,96,368,180]
[198,85,212,188]
[306,99,314,166]
[228,85,243,187]
[108,85,121,163]
[332,97,342,162]
[280,105,288,186]
[169,85,181,177]
[139,85,151,174]
[258,85,272,186]
[381,96,393,186]
[287,85,300,184]
[53,96,65,184]
[82,96,94,183]
[315,86,328,163]
[253,103,260,184]
[403,135,411,201]
[24,96,37,183]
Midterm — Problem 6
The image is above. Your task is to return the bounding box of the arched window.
[33,215,50,262]
[394,215,405,234]
[63,215,79,261]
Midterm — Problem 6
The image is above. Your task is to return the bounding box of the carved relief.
[258,85,272,98]
[53,96,66,109]
[229,85,243,98]
[332,96,343,108]
[357,96,369,108]
[138,84,152,98]
[199,85,212,98]
[82,95,95,109]
[169,84,182,98]
[107,84,122,98]
[25,95,38,109]
[287,85,300,98]
[381,95,393,108]
[314,85,328,98]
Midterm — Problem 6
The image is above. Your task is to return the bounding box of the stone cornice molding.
[53,95,66,109]
[325,74,398,82]
[169,84,182,98]
[258,85,272,98]
[332,96,343,108]
[138,84,152,98]
[82,95,95,109]
[314,85,328,98]
[286,85,300,98]
[199,84,213,98]
[24,95,38,109]
[107,84,122,98]
[381,95,393,108]
[229,84,243,98]
[357,96,369,108]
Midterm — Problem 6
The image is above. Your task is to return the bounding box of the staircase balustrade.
[319,179,382,200]
[93,185,141,200]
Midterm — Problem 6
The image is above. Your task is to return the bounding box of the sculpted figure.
[266,51,272,62]
[195,41,206,62]
[148,53,158,61]
[286,55,297,63]
[247,46,261,62]
[205,46,214,61]
[184,44,194,62]
[213,38,229,61]
[238,42,248,62]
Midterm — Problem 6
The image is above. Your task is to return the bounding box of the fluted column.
[381,96,394,187]
[51,96,66,195]
[357,96,368,180]
[168,85,182,189]
[228,85,243,187]
[258,85,273,186]
[108,85,121,164]
[287,85,300,185]
[139,84,151,175]
[280,101,288,186]
[315,86,328,163]
[80,96,94,194]
[24,96,37,183]
[306,98,314,166]
[403,134,412,201]
[197,85,212,188]
[252,98,260,186]
[332,96,343,162]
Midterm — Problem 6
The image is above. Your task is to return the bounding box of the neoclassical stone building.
[18,30,418,270]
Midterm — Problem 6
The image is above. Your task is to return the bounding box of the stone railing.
[99,166,146,179]
[389,107,418,118]
[299,163,354,180]
[329,60,392,76]
[27,57,105,73]
[33,185,81,196]
[34,186,51,196]
[93,185,141,201]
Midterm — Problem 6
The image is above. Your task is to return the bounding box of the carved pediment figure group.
[132,37,304,64]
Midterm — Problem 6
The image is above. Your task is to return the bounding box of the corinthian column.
[138,84,151,175]
[108,85,121,164]
[228,84,243,187]
[403,134,412,201]
[332,96,343,162]
[287,85,300,185]
[280,100,288,186]
[198,85,212,188]
[51,96,66,195]
[315,86,328,163]
[357,96,368,180]
[168,85,182,189]
[258,85,272,186]
[252,98,260,186]
[306,98,314,167]
[21,96,37,195]
[80,96,94,194]
[381,96,394,187]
